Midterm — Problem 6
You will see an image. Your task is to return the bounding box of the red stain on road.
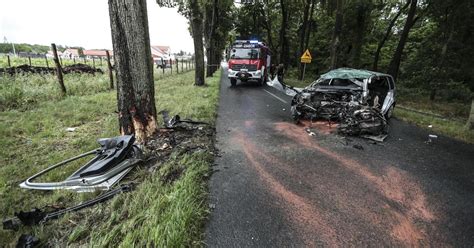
[273,122,438,246]
[299,119,338,135]
[234,132,339,247]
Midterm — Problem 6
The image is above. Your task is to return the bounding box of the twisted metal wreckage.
[268,68,396,141]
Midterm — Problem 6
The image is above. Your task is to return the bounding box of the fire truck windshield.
[230,48,260,59]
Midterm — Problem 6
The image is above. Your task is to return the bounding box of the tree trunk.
[373,1,409,71]
[467,100,474,130]
[108,0,157,143]
[430,19,454,101]
[279,0,290,68]
[350,1,370,68]
[190,0,206,85]
[304,0,315,50]
[205,0,218,77]
[298,0,311,80]
[387,0,417,81]
[330,0,343,69]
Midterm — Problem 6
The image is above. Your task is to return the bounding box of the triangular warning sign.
[301,49,312,60]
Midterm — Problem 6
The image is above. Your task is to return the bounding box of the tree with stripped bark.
[108,0,158,142]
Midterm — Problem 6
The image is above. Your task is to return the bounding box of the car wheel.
[230,78,237,87]
[385,104,395,119]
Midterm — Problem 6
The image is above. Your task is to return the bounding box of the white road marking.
[263,89,288,104]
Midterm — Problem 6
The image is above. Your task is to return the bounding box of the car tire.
[385,103,395,119]
[230,78,237,87]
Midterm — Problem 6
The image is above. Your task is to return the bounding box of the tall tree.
[373,1,410,71]
[189,0,206,85]
[158,0,206,86]
[108,0,157,142]
[279,0,290,67]
[204,0,218,77]
[330,0,343,69]
[387,0,418,80]
[298,0,312,79]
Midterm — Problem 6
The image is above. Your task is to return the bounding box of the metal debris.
[19,135,142,192]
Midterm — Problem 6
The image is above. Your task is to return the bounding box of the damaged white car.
[272,68,396,139]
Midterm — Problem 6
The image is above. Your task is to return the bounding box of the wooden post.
[100,57,102,66]
[169,58,172,74]
[60,57,63,66]
[176,59,179,73]
[83,57,86,64]
[106,50,114,89]
[73,57,76,63]
[161,58,165,74]
[45,55,49,68]
[92,57,95,68]
[28,56,32,66]
[7,55,11,67]
[51,43,66,95]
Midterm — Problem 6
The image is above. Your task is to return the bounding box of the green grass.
[0,70,220,246]
[394,108,474,143]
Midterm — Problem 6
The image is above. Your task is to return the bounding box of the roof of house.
[151,45,171,57]
[47,50,63,55]
[63,48,80,56]
[83,49,112,57]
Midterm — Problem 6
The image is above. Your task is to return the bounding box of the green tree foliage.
[232,0,473,103]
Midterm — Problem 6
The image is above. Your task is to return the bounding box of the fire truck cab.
[227,40,271,86]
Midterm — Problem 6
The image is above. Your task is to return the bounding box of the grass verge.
[0,70,220,246]
[394,108,474,143]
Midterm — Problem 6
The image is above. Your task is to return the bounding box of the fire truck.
[227,40,271,86]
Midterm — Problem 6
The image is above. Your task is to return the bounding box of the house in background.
[46,50,63,58]
[151,45,174,68]
[61,48,80,59]
[83,49,113,59]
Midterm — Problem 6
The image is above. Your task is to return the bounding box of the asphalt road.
[205,68,474,247]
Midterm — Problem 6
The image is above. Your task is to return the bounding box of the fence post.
[60,57,63,66]
[92,57,95,68]
[73,57,75,64]
[176,59,179,74]
[169,58,172,74]
[45,55,49,68]
[161,58,165,75]
[51,43,66,95]
[28,56,32,66]
[99,57,102,66]
[7,55,11,67]
[106,51,114,89]
[83,57,86,64]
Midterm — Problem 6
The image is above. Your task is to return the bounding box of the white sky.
[0,0,194,53]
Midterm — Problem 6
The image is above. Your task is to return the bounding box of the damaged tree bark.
[108,0,157,142]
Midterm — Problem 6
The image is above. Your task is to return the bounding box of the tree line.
[234,0,473,102]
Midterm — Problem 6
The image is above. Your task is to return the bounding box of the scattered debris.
[427,134,438,143]
[352,144,364,150]
[19,135,142,192]
[3,184,132,229]
[361,134,388,142]
[16,234,39,248]
[160,110,209,129]
[428,125,433,128]
[66,127,76,132]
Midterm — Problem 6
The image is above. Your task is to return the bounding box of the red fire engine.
[227,40,271,86]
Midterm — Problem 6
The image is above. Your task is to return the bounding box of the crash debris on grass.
[268,68,395,142]
[19,135,142,192]
[3,112,215,246]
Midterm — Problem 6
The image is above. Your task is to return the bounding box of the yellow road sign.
[300,49,312,63]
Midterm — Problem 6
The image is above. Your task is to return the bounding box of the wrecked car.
[288,68,395,137]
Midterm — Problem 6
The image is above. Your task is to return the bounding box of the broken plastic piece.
[16,234,39,248]
[19,135,142,192]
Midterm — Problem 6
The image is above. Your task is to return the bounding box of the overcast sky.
[0,0,194,53]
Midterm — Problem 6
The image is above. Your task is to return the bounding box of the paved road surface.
[205,68,474,247]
